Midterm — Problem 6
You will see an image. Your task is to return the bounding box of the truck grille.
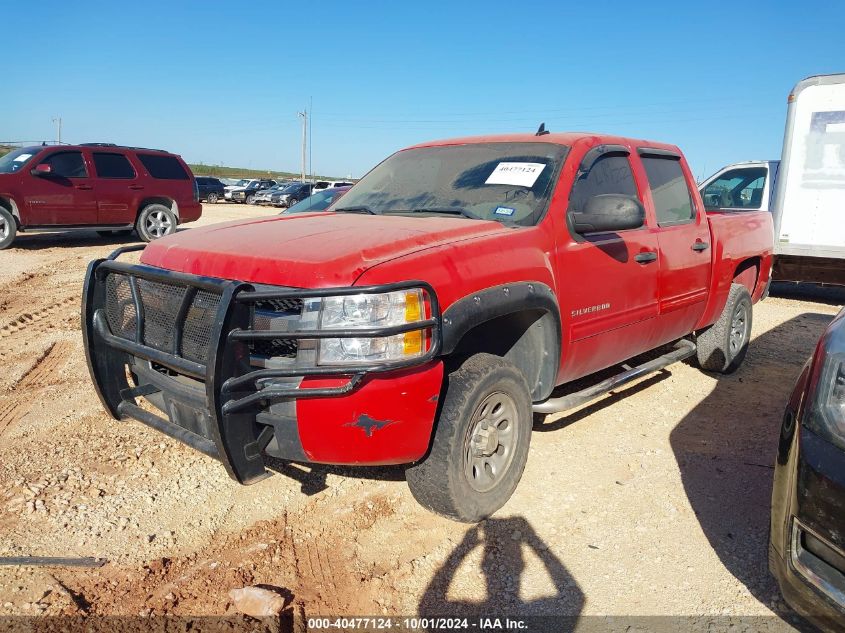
[104,273,221,364]
[250,297,303,360]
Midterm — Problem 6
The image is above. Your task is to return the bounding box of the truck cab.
[699,160,780,213]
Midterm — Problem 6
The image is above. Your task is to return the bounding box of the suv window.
[641,157,694,226]
[702,167,767,209]
[40,151,88,178]
[93,152,136,179]
[136,153,189,180]
[569,153,639,215]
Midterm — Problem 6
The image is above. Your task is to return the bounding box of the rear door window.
[40,151,88,178]
[136,154,189,180]
[93,152,136,179]
[641,156,695,226]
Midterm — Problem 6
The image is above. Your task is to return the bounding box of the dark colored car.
[195,176,225,204]
[281,185,351,214]
[228,179,276,204]
[270,182,313,208]
[771,307,845,630]
[0,143,201,249]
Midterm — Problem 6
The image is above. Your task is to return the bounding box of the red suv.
[0,143,202,249]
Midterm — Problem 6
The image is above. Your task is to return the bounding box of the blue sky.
[3,1,843,179]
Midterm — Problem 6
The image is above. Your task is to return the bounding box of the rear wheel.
[206,192,219,204]
[136,204,177,242]
[696,283,753,373]
[0,207,17,250]
[406,353,533,522]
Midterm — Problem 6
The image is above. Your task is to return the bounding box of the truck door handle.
[634,251,658,263]
[691,241,709,252]
[75,184,93,190]
[129,184,145,190]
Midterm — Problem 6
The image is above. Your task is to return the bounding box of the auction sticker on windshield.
[13,154,32,162]
[485,162,546,187]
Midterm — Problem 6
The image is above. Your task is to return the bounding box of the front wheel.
[206,192,219,204]
[406,353,533,522]
[0,207,17,250]
[246,194,256,205]
[136,204,177,242]
[696,283,753,373]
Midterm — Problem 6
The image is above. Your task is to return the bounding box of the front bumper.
[771,424,845,629]
[82,246,443,484]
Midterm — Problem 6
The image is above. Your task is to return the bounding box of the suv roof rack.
[80,143,168,152]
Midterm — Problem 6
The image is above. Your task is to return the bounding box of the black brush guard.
[82,245,441,484]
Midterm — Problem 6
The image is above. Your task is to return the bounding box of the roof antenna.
[536,122,550,136]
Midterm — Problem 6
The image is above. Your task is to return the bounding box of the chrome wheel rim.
[464,391,518,493]
[208,193,217,203]
[729,301,749,354]
[0,216,8,241]
[145,210,173,238]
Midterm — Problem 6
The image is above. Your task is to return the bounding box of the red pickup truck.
[83,132,774,522]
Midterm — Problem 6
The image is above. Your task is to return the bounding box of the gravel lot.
[0,203,842,628]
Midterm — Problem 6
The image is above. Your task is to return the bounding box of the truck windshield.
[330,142,568,226]
[0,148,39,174]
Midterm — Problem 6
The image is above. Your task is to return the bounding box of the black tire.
[96,229,133,238]
[135,204,177,242]
[406,353,533,522]
[696,283,753,373]
[206,192,219,204]
[0,207,17,250]
[246,194,256,205]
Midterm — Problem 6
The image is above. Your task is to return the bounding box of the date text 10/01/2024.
[307,617,529,631]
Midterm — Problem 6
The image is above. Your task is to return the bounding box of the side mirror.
[571,194,645,233]
[31,164,52,177]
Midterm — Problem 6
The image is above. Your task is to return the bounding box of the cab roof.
[405,132,682,154]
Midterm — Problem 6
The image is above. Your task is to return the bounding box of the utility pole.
[308,96,313,181]
[52,116,62,144]
[298,110,307,183]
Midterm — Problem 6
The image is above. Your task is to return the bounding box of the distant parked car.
[253,183,293,205]
[312,180,355,192]
[282,186,352,214]
[195,176,226,203]
[0,142,201,249]
[770,306,845,630]
[227,179,276,204]
[270,182,313,208]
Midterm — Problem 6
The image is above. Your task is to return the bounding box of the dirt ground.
[0,203,842,629]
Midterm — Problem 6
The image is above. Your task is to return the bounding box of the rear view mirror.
[31,164,52,177]
[571,194,645,233]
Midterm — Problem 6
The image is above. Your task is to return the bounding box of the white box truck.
[699,73,845,285]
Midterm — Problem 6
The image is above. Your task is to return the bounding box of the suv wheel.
[0,207,17,250]
[696,283,753,373]
[246,194,257,205]
[405,353,532,522]
[207,193,219,204]
[136,204,177,242]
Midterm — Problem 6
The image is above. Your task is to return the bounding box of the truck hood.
[140,213,510,287]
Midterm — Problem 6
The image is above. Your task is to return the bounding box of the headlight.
[314,289,429,365]
[805,314,845,451]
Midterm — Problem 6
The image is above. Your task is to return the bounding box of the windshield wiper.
[398,207,478,220]
[333,205,379,215]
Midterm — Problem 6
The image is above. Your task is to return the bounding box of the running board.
[532,340,696,414]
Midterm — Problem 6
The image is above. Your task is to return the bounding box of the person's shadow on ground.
[419,516,583,631]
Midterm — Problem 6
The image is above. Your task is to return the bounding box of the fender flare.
[441,282,561,400]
